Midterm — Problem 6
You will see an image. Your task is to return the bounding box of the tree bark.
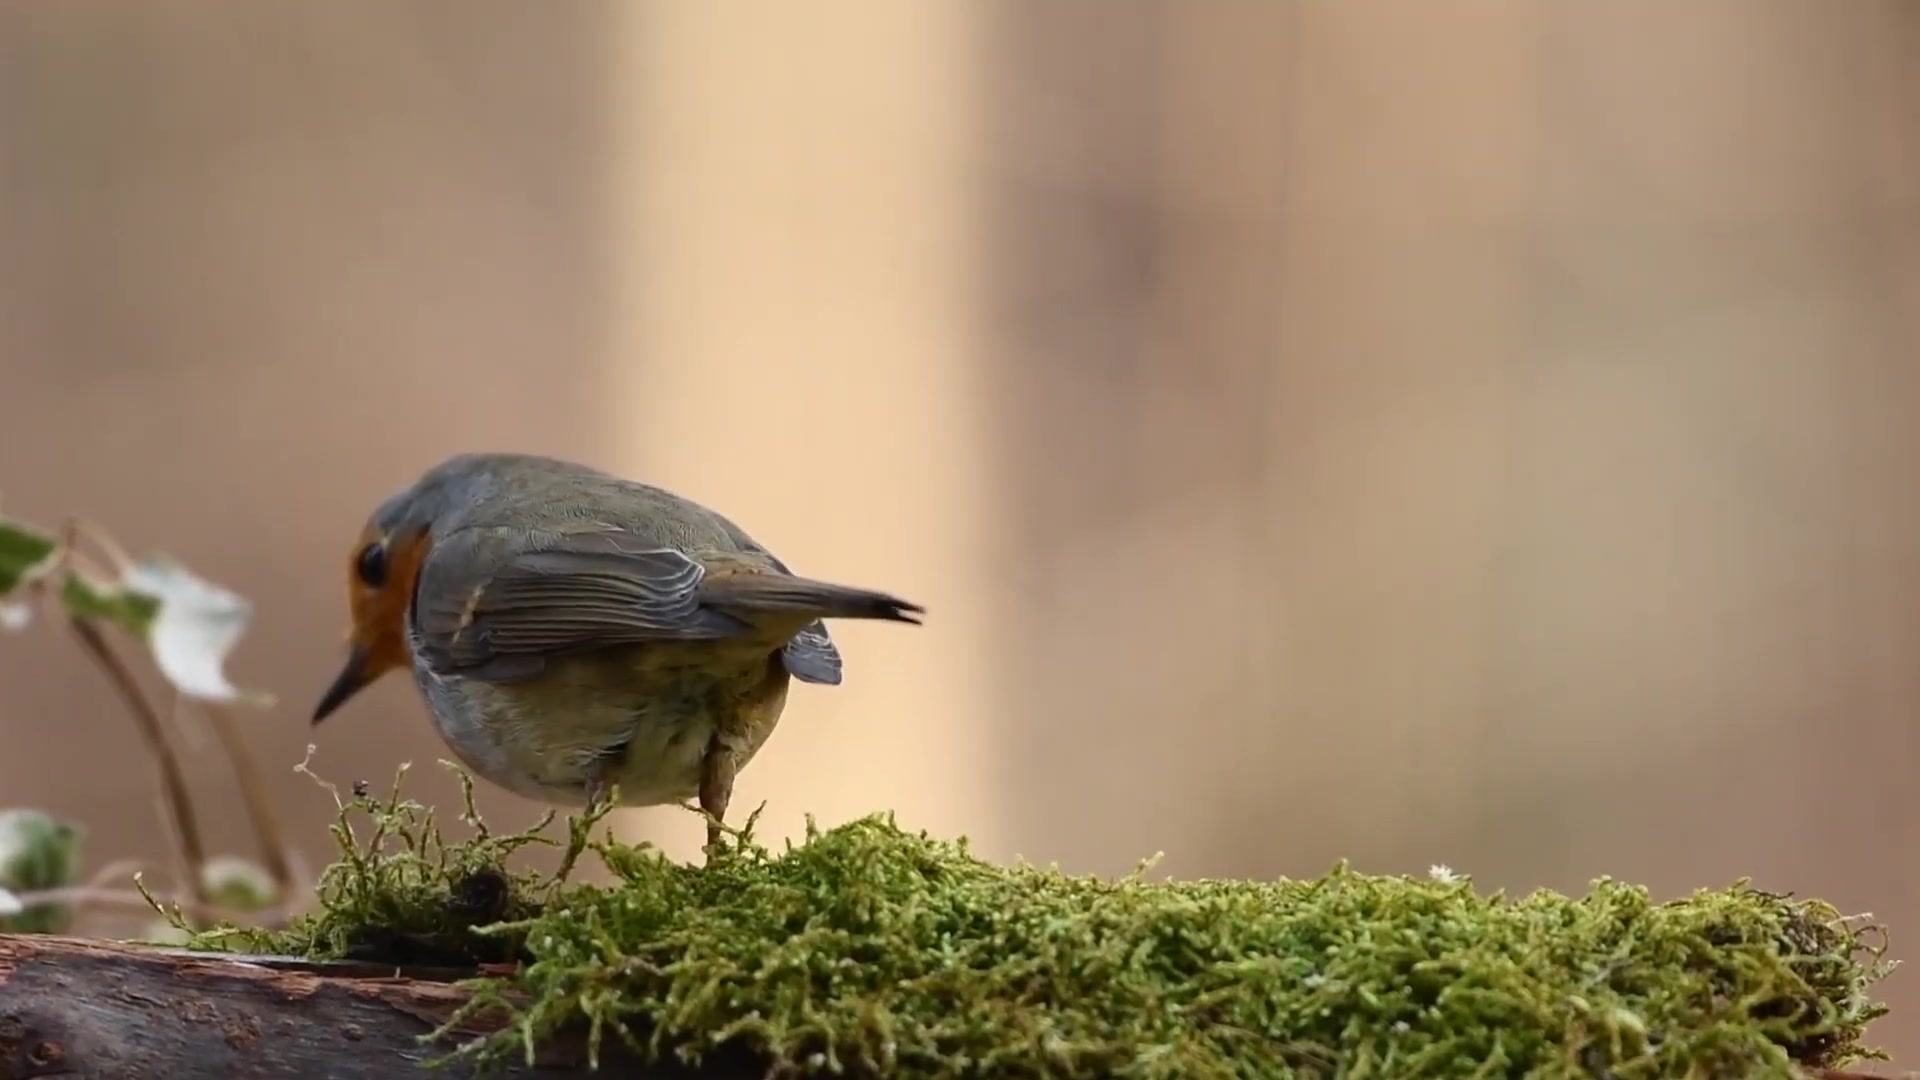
[0,933,758,1079]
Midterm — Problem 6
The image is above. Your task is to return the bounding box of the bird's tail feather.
[702,573,924,626]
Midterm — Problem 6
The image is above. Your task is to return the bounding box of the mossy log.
[107,774,1900,1079]
[0,933,735,1079]
[0,933,1904,1080]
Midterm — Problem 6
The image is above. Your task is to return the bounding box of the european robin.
[310,452,923,856]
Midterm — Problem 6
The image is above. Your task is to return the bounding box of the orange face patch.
[343,526,433,685]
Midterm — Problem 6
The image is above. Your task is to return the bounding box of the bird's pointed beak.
[312,644,373,725]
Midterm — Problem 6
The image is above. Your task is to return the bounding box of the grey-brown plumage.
[311,452,923,857]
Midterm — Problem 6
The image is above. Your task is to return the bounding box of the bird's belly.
[411,648,788,809]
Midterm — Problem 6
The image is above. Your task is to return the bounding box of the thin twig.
[166,689,211,755]
[9,517,112,622]
[283,847,316,917]
[200,698,295,893]
[81,859,150,890]
[8,884,286,927]
[57,859,155,926]
[68,616,211,906]
[62,516,134,577]
[147,791,198,909]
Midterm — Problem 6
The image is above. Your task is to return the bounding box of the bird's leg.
[554,762,617,893]
[582,739,630,815]
[697,742,737,865]
[583,770,610,815]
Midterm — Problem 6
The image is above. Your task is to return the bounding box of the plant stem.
[200,699,294,893]
[82,859,150,889]
[68,616,211,906]
[63,516,134,576]
[9,884,282,926]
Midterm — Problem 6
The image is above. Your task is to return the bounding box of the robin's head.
[309,452,584,724]
[310,506,434,725]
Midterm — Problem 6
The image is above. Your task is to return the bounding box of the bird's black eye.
[355,542,389,588]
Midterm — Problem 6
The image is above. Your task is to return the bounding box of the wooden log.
[0,933,765,1079]
[0,933,1904,1079]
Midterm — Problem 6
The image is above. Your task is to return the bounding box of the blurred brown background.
[3,0,1919,1062]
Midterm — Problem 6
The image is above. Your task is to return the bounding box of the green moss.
[176,766,1894,1078]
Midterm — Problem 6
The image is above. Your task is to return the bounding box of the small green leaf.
[0,513,269,704]
[0,809,84,934]
[0,809,83,889]
[0,519,58,598]
[59,571,161,638]
[199,854,279,912]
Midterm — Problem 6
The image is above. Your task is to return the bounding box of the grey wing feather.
[411,527,752,681]
[781,623,843,685]
[758,549,844,686]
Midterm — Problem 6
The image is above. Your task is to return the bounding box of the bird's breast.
[406,642,792,808]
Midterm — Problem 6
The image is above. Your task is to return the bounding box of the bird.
[309,451,924,858]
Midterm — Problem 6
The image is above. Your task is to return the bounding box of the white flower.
[1428,864,1459,883]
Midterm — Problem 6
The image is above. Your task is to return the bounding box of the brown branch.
[199,700,295,895]
[0,934,755,1079]
[66,617,210,907]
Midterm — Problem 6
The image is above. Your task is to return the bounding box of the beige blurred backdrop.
[3,0,1919,1062]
